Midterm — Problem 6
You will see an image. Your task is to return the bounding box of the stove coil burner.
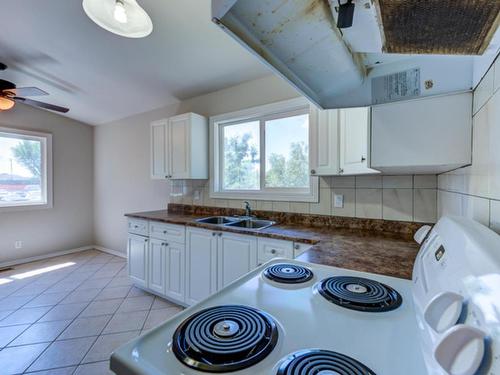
[264,264,314,284]
[277,349,376,375]
[172,305,278,373]
[318,276,402,312]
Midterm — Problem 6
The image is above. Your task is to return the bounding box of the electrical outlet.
[193,190,201,201]
[14,241,23,249]
[333,194,344,208]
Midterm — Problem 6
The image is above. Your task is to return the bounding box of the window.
[211,98,318,202]
[0,127,52,210]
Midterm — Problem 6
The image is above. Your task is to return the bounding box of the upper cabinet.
[371,92,472,174]
[310,106,375,176]
[151,113,208,180]
[338,107,377,175]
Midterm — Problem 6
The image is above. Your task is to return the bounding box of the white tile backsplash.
[355,175,382,188]
[382,176,413,189]
[414,189,437,223]
[414,175,437,189]
[331,188,355,217]
[382,189,413,221]
[331,176,355,188]
[490,200,500,233]
[439,55,500,234]
[355,189,382,219]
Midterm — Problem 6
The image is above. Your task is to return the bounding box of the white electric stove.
[111,216,500,375]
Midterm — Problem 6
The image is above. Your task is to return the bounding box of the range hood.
[212,0,500,109]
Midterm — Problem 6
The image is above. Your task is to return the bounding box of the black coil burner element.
[172,305,278,373]
[277,349,376,375]
[318,276,402,312]
[264,264,314,284]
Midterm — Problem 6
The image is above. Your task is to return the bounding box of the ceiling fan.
[0,63,69,113]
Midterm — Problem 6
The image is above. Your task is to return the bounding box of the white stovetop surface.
[111,259,427,375]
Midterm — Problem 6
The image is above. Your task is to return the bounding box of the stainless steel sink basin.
[195,216,239,225]
[225,219,275,230]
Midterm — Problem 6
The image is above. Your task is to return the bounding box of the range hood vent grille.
[377,0,500,55]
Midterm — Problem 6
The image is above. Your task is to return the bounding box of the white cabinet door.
[217,233,257,289]
[150,120,168,179]
[165,241,185,302]
[309,108,339,176]
[127,234,148,288]
[148,238,166,295]
[339,107,377,175]
[185,228,217,305]
[169,114,190,179]
[257,238,293,265]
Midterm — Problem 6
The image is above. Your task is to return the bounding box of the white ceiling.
[0,0,271,125]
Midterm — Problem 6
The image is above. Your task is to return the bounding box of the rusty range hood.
[212,0,500,109]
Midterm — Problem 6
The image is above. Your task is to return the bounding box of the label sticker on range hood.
[372,68,421,104]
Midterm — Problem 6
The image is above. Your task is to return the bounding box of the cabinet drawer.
[149,221,185,243]
[128,219,148,236]
[257,238,293,263]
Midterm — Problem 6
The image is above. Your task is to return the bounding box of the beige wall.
[94,75,299,253]
[0,104,94,265]
[438,56,500,234]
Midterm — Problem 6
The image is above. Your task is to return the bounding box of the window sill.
[0,202,53,213]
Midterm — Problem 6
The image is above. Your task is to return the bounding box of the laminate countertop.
[126,210,421,280]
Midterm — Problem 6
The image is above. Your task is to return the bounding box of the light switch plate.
[334,194,344,208]
[193,190,201,201]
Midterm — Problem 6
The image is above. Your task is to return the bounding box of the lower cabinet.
[128,220,309,306]
[127,233,149,289]
[217,232,257,289]
[185,227,217,305]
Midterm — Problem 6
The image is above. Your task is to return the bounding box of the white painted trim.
[0,246,94,269]
[209,98,319,203]
[93,246,126,258]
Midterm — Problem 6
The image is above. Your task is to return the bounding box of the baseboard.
[93,246,126,258]
[0,246,95,269]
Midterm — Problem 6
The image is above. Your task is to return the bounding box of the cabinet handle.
[270,249,277,254]
[163,230,167,234]
[339,168,344,174]
[310,169,316,175]
[144,239,148,242]
[294,244,300,250]
[218,233,223,237]
[212,232,216,236]
[361,156,366,162]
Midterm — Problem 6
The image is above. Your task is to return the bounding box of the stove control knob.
[424,291,464,333]
[434,324,486,375]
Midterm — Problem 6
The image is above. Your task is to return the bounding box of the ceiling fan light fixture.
[82,0,153,38]
[0,97,15,111]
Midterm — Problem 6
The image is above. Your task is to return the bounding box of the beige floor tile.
[60,288,101,305]
[0,306,53,326]
[24,366,76,374]
[103,310,148,334]
[24,292,69,308]
[80,299,123,318]
[116,296,154,313]
[151,297,177,310]
[28,336,96,372]
[82,331,139,363]
[95,286,131,301]
[9,320,71,346]
[143,307,183,330]
[58,315,112,340]
[0,324,30,347]
[0,295,34,311]
[0,342,49,374]
[38,303,88,322]
[74,360,113,375]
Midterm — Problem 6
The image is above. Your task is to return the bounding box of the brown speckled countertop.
[126,208,421,280]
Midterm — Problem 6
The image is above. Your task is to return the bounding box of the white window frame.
[0,127,53,212]
[210,98,319,202]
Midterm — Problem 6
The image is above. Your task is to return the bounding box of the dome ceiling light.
[82,0,153,38]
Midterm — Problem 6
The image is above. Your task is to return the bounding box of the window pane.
[223,121,260,190]
[265,114,309,188]
[0,134,44,206]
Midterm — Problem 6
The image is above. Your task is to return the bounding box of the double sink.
[195,216,275,231]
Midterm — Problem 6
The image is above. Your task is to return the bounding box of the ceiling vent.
[376,0,500,55]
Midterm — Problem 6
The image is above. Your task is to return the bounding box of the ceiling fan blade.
[4,87,48,97]
[13,97,69,113]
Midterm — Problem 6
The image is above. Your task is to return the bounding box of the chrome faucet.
[244,201,252,217]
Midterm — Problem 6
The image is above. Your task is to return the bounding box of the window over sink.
[211,98,318,202]
[0,127,52,210]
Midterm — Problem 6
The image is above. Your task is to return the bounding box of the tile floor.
[0,249,184,374]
